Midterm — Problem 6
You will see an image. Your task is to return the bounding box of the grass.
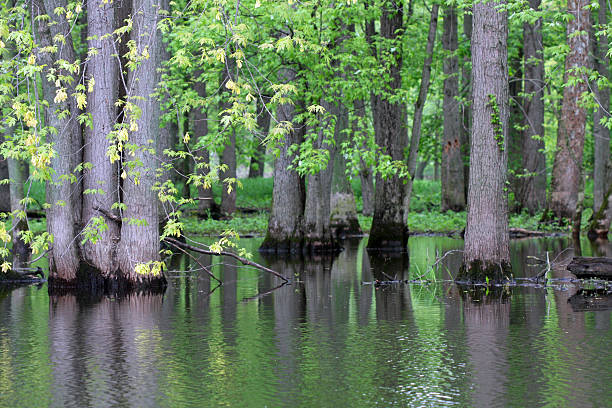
[13,177,578,237]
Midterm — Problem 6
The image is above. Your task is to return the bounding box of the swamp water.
[0,236,611,407]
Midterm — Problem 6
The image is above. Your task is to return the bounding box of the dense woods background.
[0,0,610,287]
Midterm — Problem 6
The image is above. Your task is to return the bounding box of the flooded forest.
[1,0,612,406]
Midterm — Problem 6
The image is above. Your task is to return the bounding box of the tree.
[516,0,546,214]
[589,0,611,239]
[366,0,409,251]
[115,0,166,287]
[441,5,466,212]
[546,0,590,223]
[459,0,511,281]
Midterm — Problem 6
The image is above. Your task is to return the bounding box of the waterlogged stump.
[567,257,612,280]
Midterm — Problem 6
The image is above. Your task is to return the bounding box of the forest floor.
[16,177,583,237]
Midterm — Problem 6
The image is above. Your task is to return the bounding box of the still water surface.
[0,236,611,407]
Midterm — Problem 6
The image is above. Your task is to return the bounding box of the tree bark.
[354,100,374,217]
[116,0,165,287]
[460,0,511,281]
[260,67,305,253]
[366,1,409,251]
[248,97,270,178]
[403,4,439,219]
[589,0,611,238]
[303,102,336,252]
[33,0,83,284]
[7,155,31,270]
[191,75,218,216]
[508,45,523,210]
[81,0,120,277]
[330,102,362,238]
[461,10,473,201]
[220,63,237,216]
[0,133,9,213]
[546,0,590,223]
[441,6,466,212]
[517,0,546,214]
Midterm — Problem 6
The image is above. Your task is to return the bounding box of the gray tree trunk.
[354,100,374,217]
[517,0,546,214]
[191,76,217,216]
[220,64,237,216]
[441,6,466,212]
[260,67,305,253]
[508,46,523,210]
[0,133,8,213]
[366,1,408,251]
[546,0,590,223]
[303,103,336,252]
[403,4,439,220]
[81,0,120,277]
[116,0,165,287]
[460,0,511,281]
[462,11,473,201]
[589,0,611,239]
[33,0,83,284]
[8,155,31,270]
[249,97,270,178]
[330,102,362,238]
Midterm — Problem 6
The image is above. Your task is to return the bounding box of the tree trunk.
[366,1,409,251]
[7,156,31,270]
[517,0,546,214]
[81,0,120,277]
[403,4,439,220]
[462,10,473,201]
[589,0,611,239]
[191,75,218,217]
[415,160,427,180]
[546,0,590,223]
[508,45,523,211]
[441,6,466,212]
[220,64,237,216]
[0,133,9,213]
[33,0,83,285]
[330,98,362,239]
[260,68,305,253]
[249,97,270,178]
[303,103,336,252]
[354,100,375,217]
[116,0,165,287]
[460,0,511,282]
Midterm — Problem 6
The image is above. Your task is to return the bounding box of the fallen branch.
[164,239,222,285]
[509,227,551,238]
[164,237,289,283]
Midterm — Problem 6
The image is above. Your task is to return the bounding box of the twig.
[164,239,223,285]
[164,237,289,283]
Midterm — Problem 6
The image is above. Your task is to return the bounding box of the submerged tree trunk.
[81,0,120,277]
[116,0,165,287]
[546,0,590,223]
[441,6,466,212]
[460,0,511,281]
[517,0,546,214]
[303,104,336,252]
[589,0,611,239]
[260,67,305,253]
[403,4,439,219]
[366,1,409,251]
[34,0,83,285]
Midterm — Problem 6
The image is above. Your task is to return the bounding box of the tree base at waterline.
[48,263,167,295]
[457,260,512,283]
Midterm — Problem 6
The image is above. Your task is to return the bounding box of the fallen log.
[509,227,552,238]
[568,289,612,312]
[567,256,612,280]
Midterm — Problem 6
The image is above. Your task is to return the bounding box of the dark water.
[1,236,611,408]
